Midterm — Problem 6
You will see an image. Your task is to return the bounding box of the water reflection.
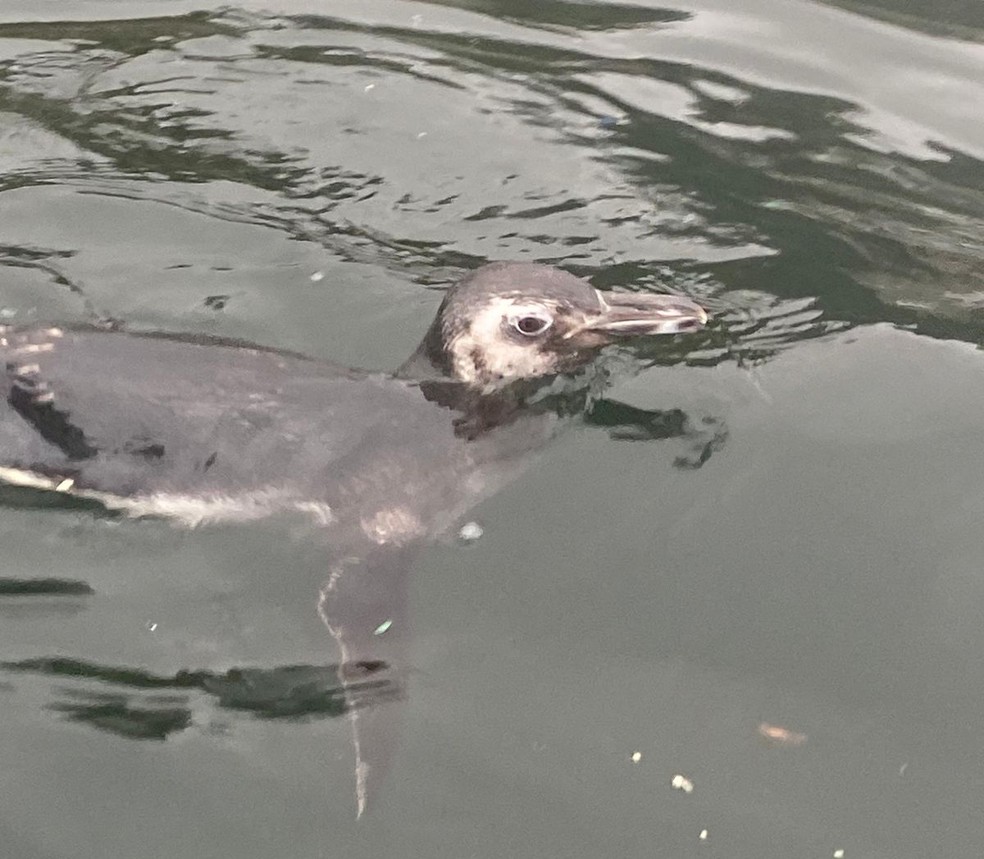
[413,0,690,33]
[3,656,401,738]
[586,400,727,467]
[0,578,93,596]
[1,6,979,344]
[819,0,984,41]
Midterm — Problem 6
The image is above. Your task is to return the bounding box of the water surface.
[1,1,983,856]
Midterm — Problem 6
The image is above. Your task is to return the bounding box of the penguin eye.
[511,314,552,337]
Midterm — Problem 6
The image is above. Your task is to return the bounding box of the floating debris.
[630,751,642,763]
[758,722,808,746]
[671,774,694,794]
[458,521,483,542]
[310,271,324,283]
[833,850,844,858]
[699,829,708,842]
[373,619,393,636]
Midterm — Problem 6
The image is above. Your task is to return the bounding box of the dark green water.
[1,2,983,857]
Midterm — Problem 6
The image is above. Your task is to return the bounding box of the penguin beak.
[578,290,708,338]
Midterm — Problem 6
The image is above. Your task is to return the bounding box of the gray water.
[2,2,984,857]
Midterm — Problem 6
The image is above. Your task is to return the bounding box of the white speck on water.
[671,774,694,793]
[833,850,844,858]
[631,751,642,763]
[699,829,708,842]
[416,131,428,139]
[147,621,158,632]
[364,83,375,92]
[374,619,393,636]
[0,308,18,319]
[899,762,908,776]
[310,271,324,282]
[459,521,483,542]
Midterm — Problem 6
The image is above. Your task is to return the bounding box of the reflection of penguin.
[0,261,708,814]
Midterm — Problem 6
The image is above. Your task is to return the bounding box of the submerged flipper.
[318,546,416,817]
